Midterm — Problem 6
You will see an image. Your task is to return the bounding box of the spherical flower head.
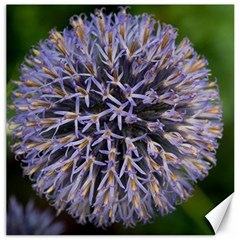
[7,196,65,235]
[9,7,223,227]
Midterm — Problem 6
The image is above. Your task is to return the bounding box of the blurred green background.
[6,5,234,235]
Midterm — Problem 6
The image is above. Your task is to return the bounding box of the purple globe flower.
[7,197,65,235]
[9,7,223,227]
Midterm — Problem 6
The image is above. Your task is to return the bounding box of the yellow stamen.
[162,152,178,163]
[69,183,79,200]
[205,105,220,114]
[120,25,125,39]
[98,17,105,33]
[164,132,182,142]
[143,27,150,45]
[202,152,215,163]
[162,33,171,48]
[78,138,90,149]
[85,62,95,76]
[189,59,206,73]
[109,149,116,161]
[72,203,79,213]
[161,50,172,66]
[66,113,78,119]
[16,150,25,155]
[40,119,57,125]
[25,58,33,67]
[15,131,23,137]
[77,86,88,96]
[91,115,99,122]
[18,106,28,111]
[26,122,38,127]
[13,92,24,97]
[76,24,85,42]
[205,81,215,88]
[104,130,111,138]
[156,196,163,206]
[131,178,137,191]
[84,158,93,171]
[25,80,41,87]
[130,41,137,57]
[109,209,113,218]
[31,101,51,107]
[109,170,114,185]
[185,49,192,59]
[149,158,160,171]
[205,143,214,151]
[46,184,55,193]
[33,58,41,65]
[8,105,15,110]
[208,126,220,134]
[61,160,74,171]
[32,49,40,56]
[163,71,181,86]
[50,31,68,55]
[127,157,132,171]
[153,145,159,154]
[133,195,139,209]
[42,66,58,78]
[113,70,118,82]
[108,31,113,44]
[192,162,206,170]
[47,170,55,177]
[170,173,177,181]
[39,142,52,151]
[104,189,110,205]
[152,181,160,193]
[26,142,42,149]
[64,65,75,75]
[82,181,91,197]
[53,88,66,97]
[107,46,112,62]
[181,144,198,155]
[37,178,45,188]
[137,57,142,65]
[12,142,21,148]
[27,162,46,175]
[51,31,64,42]
[59,135,75,144]
[57,43,68,55]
